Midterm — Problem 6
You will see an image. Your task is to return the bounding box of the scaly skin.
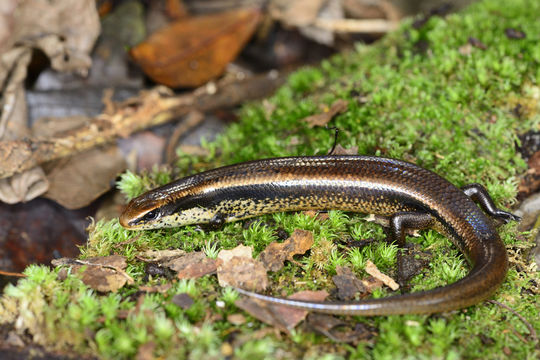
[120,156,519,315]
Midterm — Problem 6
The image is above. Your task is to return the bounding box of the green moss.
[2,0,540,359]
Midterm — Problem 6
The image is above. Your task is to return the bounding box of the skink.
[119,156,519,315]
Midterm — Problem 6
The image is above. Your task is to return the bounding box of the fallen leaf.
[271,290,329,329]
[130,8,261,87]
[53,255,133,292]
[468,37,487,50]
[172,293,194,309]
[342,0,401,21]
[396,246,431,285]
[235,297,288,332]
[458,43,473,56]
[138,249,187,262]
[43,145,126,209]
[258,229,314,272]
[117,131,166,171]
[136,341,156,360]
[276,0,327,27]
[220,343,234,357]
[365,260,399,291]
[218,257,268,291]
[0,167,49,204]
[165,251,206,272]
[306,313,376,343]
[0,0,99,203]
[302,210,329,221]
[361,275,384,293]
[333,266,367,300]
[227,313,247,325]
[303,99,349,128]
[217,245,268,291]
[217,244,253,262]
[235,289,328,332]
[139,283,172,294]
[176,257,217,279]
[329,144,358,155]
[504,28,526,39]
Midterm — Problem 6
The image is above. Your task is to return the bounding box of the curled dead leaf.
[53,255,133,293]
[138,249,216,279]
[43,145,126,209]
[303,99,349,128]
[217,245,268,291]
[258,229,314,272]
[130,8,261,87]
[365,260,399,291]
[0,167,49,204]
[332,266,367,300]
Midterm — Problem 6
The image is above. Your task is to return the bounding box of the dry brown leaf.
[136,341,156,360]
[43,145,126,209]
[217,245,268,291]
[365,260,399,291]
[0,0,99,204]
[303,99,349,128]
[166,251,207,272]
[53,255,133,293]
[258,229,314,272]
[0,167,49,204]
[306,313,376,343]
[361,275,384,293]
[130,8,261,87]
[176,257,217,279]
[333,266,367,300]
[235,297,289,332]
[276,0,326,27]
[217,244,253,262]
[139,283,172,294]
[218,256,268,292]
[303,210,330,221]
[227,313,246,325]
[343,0,401,21]
[172,293,194,309]
[235,289,329,332]
[329,144,359,155]
[138,249,187,262]
[271,290,329,329]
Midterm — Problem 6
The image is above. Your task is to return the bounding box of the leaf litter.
[52,255,133,292]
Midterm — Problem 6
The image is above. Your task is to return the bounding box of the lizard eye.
[143,209,160,222]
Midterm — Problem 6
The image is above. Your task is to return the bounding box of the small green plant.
[202,240,221,259]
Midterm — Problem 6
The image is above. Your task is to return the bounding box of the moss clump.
[1,0,539,359]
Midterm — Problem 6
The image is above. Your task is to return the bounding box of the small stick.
[0,270,26,277]
[487,299,537,342]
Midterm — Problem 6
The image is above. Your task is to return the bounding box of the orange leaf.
[130,8,261,87]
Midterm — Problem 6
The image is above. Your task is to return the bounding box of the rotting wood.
[0,72,286,179]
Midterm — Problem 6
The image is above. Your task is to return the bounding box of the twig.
[487,300,537,342]
[314,18,398,33]
[165,110,205,164]
[0,72,286,179]
[0,269,26,277]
